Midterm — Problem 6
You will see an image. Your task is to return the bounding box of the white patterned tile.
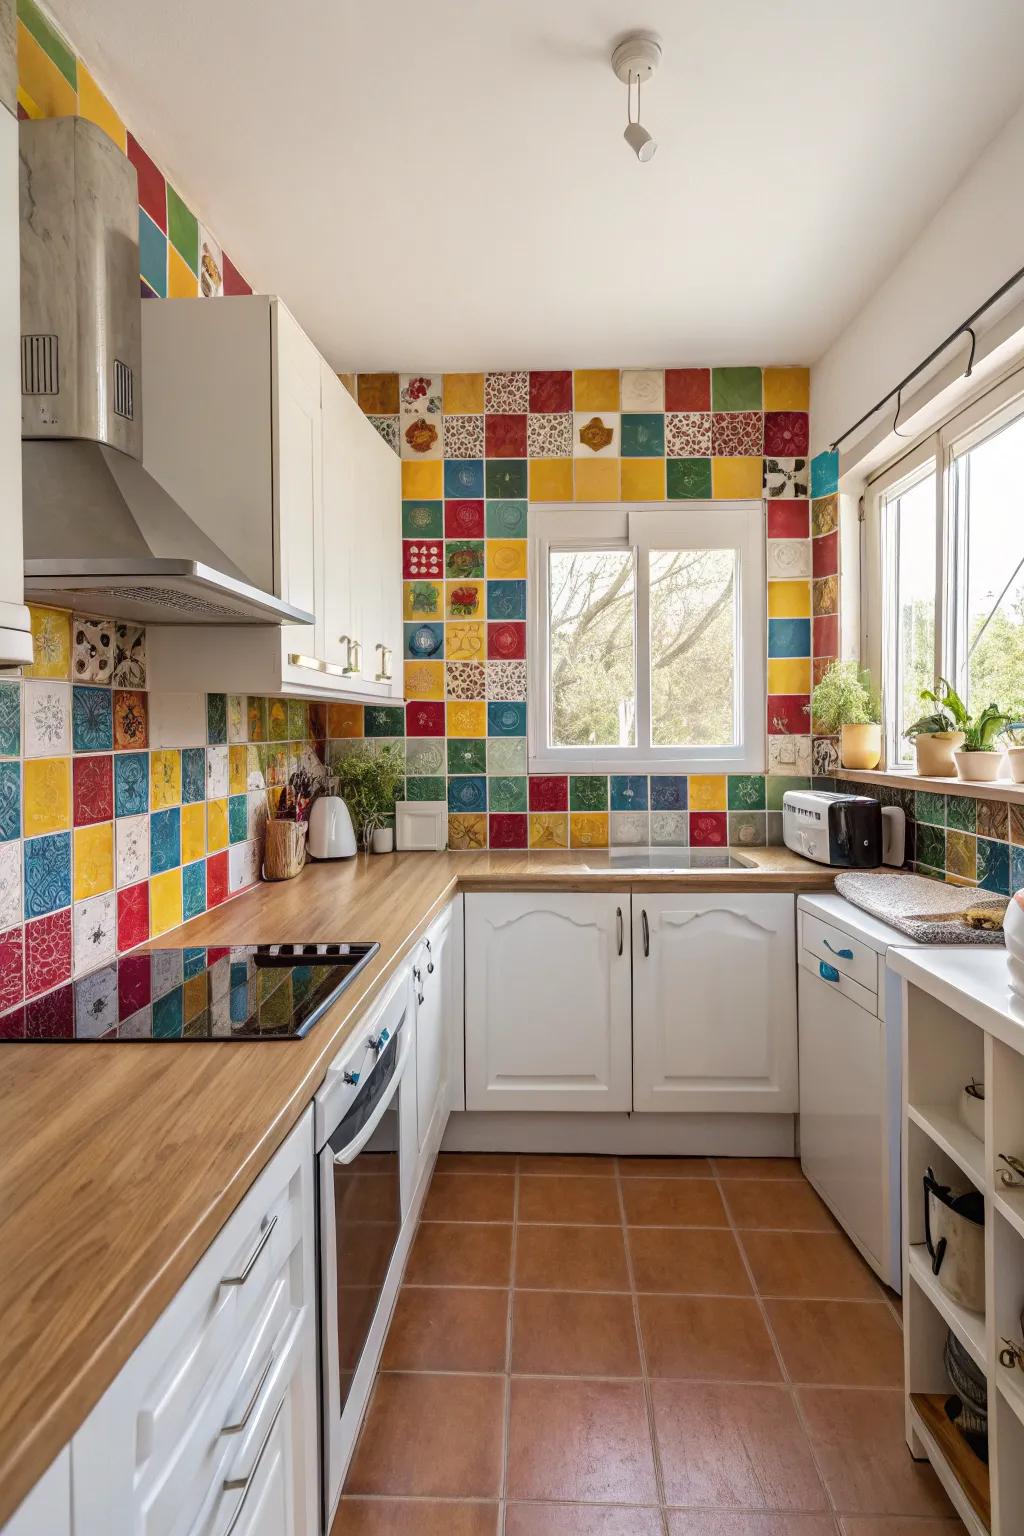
[768,734,812,775]
[611,811,649,846]
[487,737,527,775]
[229,840,259,892]
[206,743,229,799]
[621,369,664,411]
[763,457,809,499]
[368,415,400,452]
[442,414,485,458]
[527,413,572,458]
[73,891,116,974]
[74,961,118,1036]
[666,412,711,457]
[116,813,149,888]
[573,412,619,457]
[651,810,688,846]
[484,371,528,412]
[399,373,443,459]
[486,660,527,700]
[227,694,247,743]
[72,616,114,684]
[0,840,21,930]
[23,680,70,757]
[766,539,811,579]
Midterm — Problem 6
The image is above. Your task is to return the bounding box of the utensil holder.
[263,819,307,881]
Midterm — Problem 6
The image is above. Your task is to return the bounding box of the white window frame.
[528,500,766,774]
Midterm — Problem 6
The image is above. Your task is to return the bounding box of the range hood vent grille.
[64,584,242,618]
[113,359,134,420]
[21,333,58,395]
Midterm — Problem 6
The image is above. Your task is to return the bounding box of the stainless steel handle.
[417,992,425,1005]
[222,1401,283,1534]
[287,652,325,673]
[412,967,421,983]
[426,960,434,974]
[221,1215,277,1287]
[616,906,623,957]
[375,643,393,682]
[342,637,362,675]
[641,908,649,958]
[221,1353,275,1435]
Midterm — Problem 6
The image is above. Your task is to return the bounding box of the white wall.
[811,101,1024,457]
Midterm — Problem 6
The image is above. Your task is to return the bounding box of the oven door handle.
[332,1025,413,1166]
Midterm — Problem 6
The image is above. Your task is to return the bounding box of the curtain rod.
[829,261,1024,453]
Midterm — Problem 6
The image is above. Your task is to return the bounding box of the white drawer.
[800,910,878,994]
[798,942,879,1015]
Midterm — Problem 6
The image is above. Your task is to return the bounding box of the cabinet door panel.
[415,906,455,1158]
[274,307,322,669]
[320,364,356,669]
[632,894,796,1112]
[465,894,631,1111]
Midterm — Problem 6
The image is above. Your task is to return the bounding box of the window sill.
[841,766,1024,804]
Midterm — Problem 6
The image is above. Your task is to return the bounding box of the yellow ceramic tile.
[183,971,206,1021]
[150,749,181,809]
[25,604,71,680]
[229,745,248,795]
[267,698,288,738]
[167,245,198,298]
[574,457,620,502]
[530,812,568,850]
[446,622,485,661]
[445,580,484,619]
[402,460,443,499]
[207,797,229,852]
[764,367,810,412]
[443,373,485,414]
[529,458,573,503]
[17,84,40,117]
[621,458,665,501]
[486,540,528,579]
[767,579,811,619]
[77,63,126,150]
[573,370,620,412]
[404,581,442,621]
[266,784,285,815]
[73,821,113,900]
[150,868,182,938]
[446,700,486,737]
[570,812,609,849]
[181,802,206,864]
[404,659,444,700]
[689,775,727,812]
[23,757,70,836]
[17,23,77,119]
[768,657,812,694]
[711,456,763,499]
[327,703,364,738]
[448,813,487,850]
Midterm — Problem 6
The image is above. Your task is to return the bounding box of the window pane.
[549,548,636,747]
[889,471,936,759]
[957,412,1024,717]
[649,548,736,747]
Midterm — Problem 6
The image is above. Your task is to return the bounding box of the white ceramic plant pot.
[914,731,964,778]
[1005,746,1024,784]
[371,826,394,854]
[953,749,1005,783]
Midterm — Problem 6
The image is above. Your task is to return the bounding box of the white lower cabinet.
[3,1449,70,1536]
[632,893,798,1112]
[464,893,632,1111]
[413,902,460,1158]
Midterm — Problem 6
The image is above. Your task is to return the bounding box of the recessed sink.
[582,848,756,871]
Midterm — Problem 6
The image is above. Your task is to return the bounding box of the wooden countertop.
[0,846,833,1521]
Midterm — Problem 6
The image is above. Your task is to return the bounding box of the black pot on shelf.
[943,1328,988,1462]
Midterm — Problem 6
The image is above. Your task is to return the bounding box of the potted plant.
[809,661,882,770]
[333,743,405,851]
[905,678,968,777]
[1004,722,1024,784]
[953,703,1011,783]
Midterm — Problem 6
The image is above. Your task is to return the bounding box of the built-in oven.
[314,965,417,1525]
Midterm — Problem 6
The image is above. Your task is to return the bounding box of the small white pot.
[371,826,394,854]
[1005,745,1024,783]
[953,748,1005,783]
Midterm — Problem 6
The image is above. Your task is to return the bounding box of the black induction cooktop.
[0,942,380,1042]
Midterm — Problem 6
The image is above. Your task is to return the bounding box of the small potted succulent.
[1004,721,1024,784]
[953,702,1011,783]
[905,679,968,777]
[808,661,882,770]
[334,742,405,851]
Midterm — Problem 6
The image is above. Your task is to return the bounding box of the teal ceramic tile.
[181,747,205,804]
[182,860,206,921]
[23,830,70,917]
[138,210,167,298]
[915,822,946,871]
[978,836,1010,894]
[946,795,976,833]
[0,683,19,757]
[621,413,665,457]
[486,500,527,538]
[228,794,248,843]
[915,791,947,827]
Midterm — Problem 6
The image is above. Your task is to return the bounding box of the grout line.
[497,1155,519,1534]
[615,1157,671,1536]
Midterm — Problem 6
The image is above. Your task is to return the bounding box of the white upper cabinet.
[632,893,798,1113]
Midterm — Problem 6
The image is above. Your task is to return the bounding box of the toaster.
[782,789,883,867]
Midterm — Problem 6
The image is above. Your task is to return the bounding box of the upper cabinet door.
[320,364,356,670]
[464,893,632,1111]
[352,419,402,694]
[632,893,797,1113]
[273,306,322,637]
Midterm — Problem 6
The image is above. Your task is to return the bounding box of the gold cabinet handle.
[375,643,393,682]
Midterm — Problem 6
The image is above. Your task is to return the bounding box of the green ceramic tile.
[17,0,77,87]
[445,540,485,580]
[402,500,443,538]
[166,184,199,274]
[570,775,608,811]
[667,458,712,500]
[488,775,528,813]
[406,737,445,775]
[766,774,809,811]
[916,822,946,871]
[485,460,527,499]
[728,811,766,848]
[406,776,446,801]
[728,774,766,811]
[621,413,665,458]
[711,367,762,412]
[287,699,308,740]
[946,795,977,833]
[914,791,946,827]
[206,693,227,746]
[486,500,528,538]
[364,705,405,737]
[448,738,486,775]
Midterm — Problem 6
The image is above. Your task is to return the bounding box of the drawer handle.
[616,906,623,957]
[221,1352,275,1436]
[222,1215,277,1287]
[222,1400,283,1534]
[641,908,649,958]
[819,960,840,983]
[823,939,854,960]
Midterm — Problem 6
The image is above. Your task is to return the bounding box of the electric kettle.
[308,781,357,860]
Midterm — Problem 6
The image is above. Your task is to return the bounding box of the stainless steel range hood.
[19,116,313,627]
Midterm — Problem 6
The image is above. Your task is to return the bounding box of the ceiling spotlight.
[612,34,662,162]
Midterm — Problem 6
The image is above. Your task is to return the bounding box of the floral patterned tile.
[116,813,149,888]
[484,371,529,413]
[448,812,487,850]
[573,412,619,457]
[651,810,688,846]
[443,414,485,458]
[23,830,71,918]
[26,606,71,681]
[611,810,649,845]
[486,660,527,700]
[72,686,113,752]
[764,458,809,499]
[112,624,146,689]
[399,374,443,460]
[812,494,839,537]
[766,539,811,580]
[113,690,148,751]
[24,681,71,758]
[73,891,116,974]
[368,415,399,452]
[813,575,838,616]
[446,660,485,700]
[24,908,72,998]
[72,617,114,684]
[764,412,809,457]
[527,811,566,849]
[527,412,572,458]
[665,412,711,457]
[711,411,763,456]
[0,922,21,1010]
[0,762,19,843]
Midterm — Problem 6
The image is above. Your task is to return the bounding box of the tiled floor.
[332,1154,966,1536]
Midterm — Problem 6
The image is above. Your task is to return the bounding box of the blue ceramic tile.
[611,775,649,811]
[23,831,71,918]
[150,807,181,874]
[153,986,183,1038]
[487,702,526,737]
[72,685,113,752]
[448,776,487,813]
[0,682,19,756]
[651,775,688,811]
[138,209,167,298]
[486,500,527,538]
[487,580,527,621]
[229,794,248,843]
[206,693,227,745]
[811,450,839,499]
[444,459,484,498]
[182,860,206,921]
[114,752,148,817]
[768,618,811,658]
[183,946,207,978]
[977,836,1010,895]
[404,622,445,659]
[1012,845,1024,894]
[181,747,206,804]
[0,760,20,841]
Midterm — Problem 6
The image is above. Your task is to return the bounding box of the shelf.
[994,1187,1024,1244]
[998,1367,1024,1433]
[907,1243,987,1369]
[910,1392,991,1534]
[843,766,1024,804]
[909,1103,986,1188]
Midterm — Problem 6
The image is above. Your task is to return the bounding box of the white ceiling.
[54,0,1024,372]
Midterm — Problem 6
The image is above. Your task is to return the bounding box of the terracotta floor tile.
[619,1156,713,1177]
[422,1172,516,1222]
[331,1500,499,1535]
[766,1300,904,1386]
[839,1520,966,1535]
[652,1380,827,1510]
[518,1154,617,1175]
[435,1152,519,1173]
[506,1505,663,1535]
[381,1287,509,1372]
[518,1174,622,1224]
[345,1374,504,1497]
[628,1227,752,1295]
[668,1516,840,1535]
[739,1232,880,1298]
[404,1222,512,1287]
[515,1223,630,1291]
[723,1179,837,1231]
[621,1177,728,1227]
[639,1294,781,1381]
[507,1377,658,1503]
[797,1388,955,1518]
[511,1289,641,1376]
[713,1157,804,1179]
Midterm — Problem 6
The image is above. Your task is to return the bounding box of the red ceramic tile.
[25,981,73,1038]
[403,540,444,580]
[126,133,166,231]
[665,369,710,412]
[529,776,568,811]
[116,881,149,952]
[0,925,23,1011]
[406,702,445,737]
[487,622,526,660]
[72,754,113,826]
[529,371,572,413]
[767,500,809,539]
[689,812,727,847]
[207,850,230,908]
[445,500,485,538]
[768,696,810,735]
[117,951,151,1018]
[812,531,838,578]
[813,656,833,687]
[489,813,528,849]
[0,1003,25,1038]
[764,411,810,456]
[222,252,252,296]
[814,614,838,657]
[24,909,72,999]
[485,414,527,458]
[113,690,148,751]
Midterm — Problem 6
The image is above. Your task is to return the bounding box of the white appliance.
[797,892,918,1291]
[308,792,357,859]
